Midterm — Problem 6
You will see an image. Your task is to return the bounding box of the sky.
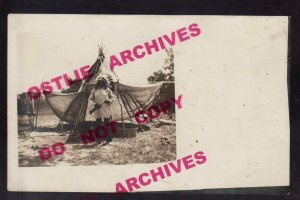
[8,14,181,92]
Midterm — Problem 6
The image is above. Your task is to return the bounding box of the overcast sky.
[8,15,182,92]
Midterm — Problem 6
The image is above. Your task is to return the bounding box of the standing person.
[89,77,115,144]
[19,93,35,128]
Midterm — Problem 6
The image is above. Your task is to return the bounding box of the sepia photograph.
[17,45,176,167]
[8,15,289,192]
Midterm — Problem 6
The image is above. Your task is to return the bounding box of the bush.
[147,48,174,83]
[147,48,175,115]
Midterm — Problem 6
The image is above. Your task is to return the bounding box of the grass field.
[18,113,176,167]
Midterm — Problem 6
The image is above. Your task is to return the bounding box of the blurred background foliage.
[148,48,175,116]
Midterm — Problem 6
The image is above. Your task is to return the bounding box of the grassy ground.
[18,115,176,167]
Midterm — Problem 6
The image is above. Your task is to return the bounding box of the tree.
[147,48,175,115]
[147,48,174,83]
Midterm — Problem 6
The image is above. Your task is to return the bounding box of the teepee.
[44,47,163,141]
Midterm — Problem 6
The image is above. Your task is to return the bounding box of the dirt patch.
[18,115,176,167]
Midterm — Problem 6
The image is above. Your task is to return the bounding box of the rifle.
[89,101,109,115]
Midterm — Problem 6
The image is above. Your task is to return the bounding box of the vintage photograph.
[8,15,289,193]
[17,46,176,167]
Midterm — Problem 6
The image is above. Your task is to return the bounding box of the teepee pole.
[124,94,146,132]
[129,94,158,127]
[35,97,40,128]
[120,91,145,132]
[34,79,44,128]
[120,91,136,118]
[116,84,125,137]
[65,93,87,143]
[119,91,147,134]
[71,92,87,134]
[119,91,134,123]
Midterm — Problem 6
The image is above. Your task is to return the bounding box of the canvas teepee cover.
[44,48,163,124]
